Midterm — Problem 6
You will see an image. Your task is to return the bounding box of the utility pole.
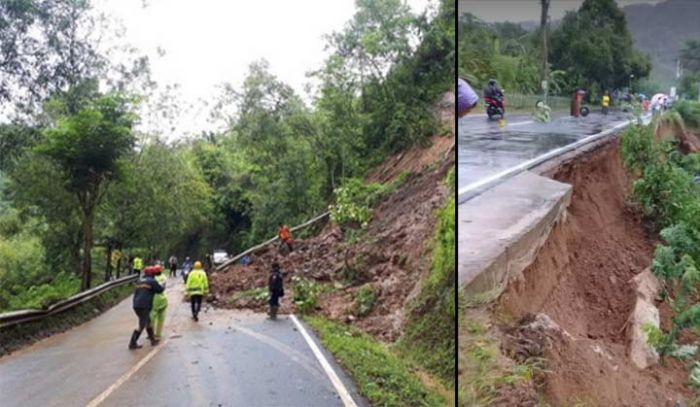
[540,0,550,104]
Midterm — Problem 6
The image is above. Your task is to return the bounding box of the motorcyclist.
[483,79,504,101]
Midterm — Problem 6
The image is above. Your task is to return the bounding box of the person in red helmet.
[129,266,164,349]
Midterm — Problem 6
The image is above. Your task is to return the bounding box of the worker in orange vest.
[278,223,294,252]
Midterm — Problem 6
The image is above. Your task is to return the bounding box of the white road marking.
[84,341,165,407]
[290,314,358,407]
[507,120,534,126]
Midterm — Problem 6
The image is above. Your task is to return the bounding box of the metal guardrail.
[0,274,138,329]
[0,211,332,327]
[215,211,330,271]
[458,114,652,204]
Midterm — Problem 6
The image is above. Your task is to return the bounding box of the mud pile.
[210,138,454,341]
[498,139,692,406]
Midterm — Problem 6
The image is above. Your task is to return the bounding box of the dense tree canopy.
[0,0,454,309]
[459,0,651,100]
[550,0,651,98]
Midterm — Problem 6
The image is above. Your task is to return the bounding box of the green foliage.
[622,123,697,227]
[550,0,651,93]
[354,284,377,317]
[458,13,545,95]
[674,100,700,130]
[330,179,385,228]
[397,194,455,384]
[629,118,700,387]
[632,159,695,227]
[330,174,408,229]
[0,0,453,308]
[621,124,655,174]
[35,93,137,290]
[305,315,445,406]
[292,276,324,314]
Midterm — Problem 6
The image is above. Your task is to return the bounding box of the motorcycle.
[485,94,505,120]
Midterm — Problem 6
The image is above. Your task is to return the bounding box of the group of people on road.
[127,224,293,350]
[128,258,210,349]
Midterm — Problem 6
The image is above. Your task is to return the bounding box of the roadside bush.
[292,276,323,314]
[626,114,700,386]
[0,227,82,312]
[632,159,696,227]
[329,172,411,229]
[354,284,377,317]
[329,178,384,228]
[621,124,655,174]
[674,100,700,129]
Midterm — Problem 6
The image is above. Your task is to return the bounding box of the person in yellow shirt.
[133,256,143,276]
[602,91,610,115]
[149,265,168,339]
[185,261,209,321]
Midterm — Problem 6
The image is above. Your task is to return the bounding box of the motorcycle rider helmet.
[488,79,497,87]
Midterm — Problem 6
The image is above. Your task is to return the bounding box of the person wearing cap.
[185,261,209,321]
[129,266,164,349]
[458,77,479,118]
[268,262,285,320]
[149,265,168,340]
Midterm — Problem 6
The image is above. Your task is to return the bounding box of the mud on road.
[210,138,454,342]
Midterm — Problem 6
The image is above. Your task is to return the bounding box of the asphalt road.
[0,277,367,407]
[458,110,634,193]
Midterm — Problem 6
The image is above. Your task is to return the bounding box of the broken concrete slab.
[628,299,660,370]
[459,171,572,300]
[630,268,661,303]
[627,268,661,370]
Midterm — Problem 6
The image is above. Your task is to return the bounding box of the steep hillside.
[209,137,454,341]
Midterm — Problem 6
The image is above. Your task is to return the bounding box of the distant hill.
[623,0,700,86]
[498,0,699,86]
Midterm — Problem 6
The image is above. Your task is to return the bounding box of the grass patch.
[0,282,134,356]
[304,315,446,406]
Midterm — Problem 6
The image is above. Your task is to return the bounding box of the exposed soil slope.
[498,139,691,407]
[210,137,454,341]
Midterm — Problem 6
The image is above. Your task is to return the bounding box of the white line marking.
[85,341,165,407]
[290,314,358,407]
[508,120,534,126]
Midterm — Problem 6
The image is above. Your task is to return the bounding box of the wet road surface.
[0,278,366,407]
[458,111,634,192]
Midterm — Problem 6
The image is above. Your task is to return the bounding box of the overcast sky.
[93,0,431,138]
[458,0,664,23]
